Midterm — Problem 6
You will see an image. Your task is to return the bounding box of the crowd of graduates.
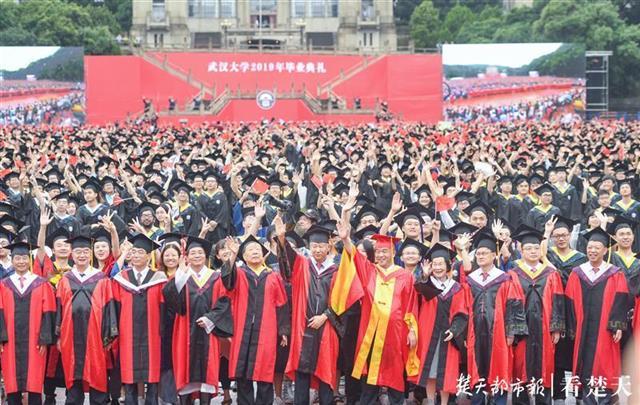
[0,118,638,405]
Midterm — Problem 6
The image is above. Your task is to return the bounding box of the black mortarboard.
[266,176,286,188]
[285,231,305,248]
[0,226,16,242]
[295,209,321,223]
[44,182,62,192]
[463,200,493,217]
[138,201,159,215]
[5,241,34,256]
[513,174,529,186]
[353,204,384,225]
[186,236,213,257]
[158,232,185,245]
[534,183,555,196]
[583,227,612,247]
[82,178,102,193]
[473,232,498,252]
[239,234,269,257]
[424,243,455,263]
[394,208,424,226]
[513,229,544,246]
[0,216,25,232]
[353,225,379,241]
[52,191,71,202]
[0,201,16,216]
[170,180,193,194]
[4,171,19,180]
[333,183,349,196]
[448,222,479,235]
[130,233,160,253]
[397,238,429,257]
[497,176,513,186]
[414,185,430,196]
[91,228,112,244]
[302,225,332,244]
[46,227,71,248]
[455,190,475,203]
[66,235,93,249]
[607,215,638,235]
[553,215,576,231]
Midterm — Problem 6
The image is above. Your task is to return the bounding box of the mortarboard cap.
[130,233,160,253]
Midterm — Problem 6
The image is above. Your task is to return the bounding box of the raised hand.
[454,233,471,252]
[128,218,145,234]
[390,192,403,213]
[254,199,266,219]
[225,236,240,257]
[544,215,557,236]
[273,214,286,238]
[336,219,351,241]
[40,207,54,227]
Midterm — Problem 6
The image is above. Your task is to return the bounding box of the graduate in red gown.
[464,232,528,405]
[112,234,167,405]
[508,228,565,405]
[55,235,119,404]
[335,221,419,405]
[413,242,469,405]
[0,242,56,405]
[565,228,631,404]
[222,234,289,405]
[163,236,233,405]
[274,218,345,405]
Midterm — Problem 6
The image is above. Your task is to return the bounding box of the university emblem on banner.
[256,90,276,110]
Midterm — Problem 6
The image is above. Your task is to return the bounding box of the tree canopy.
[0,0,129,55]
[408,0,640,99]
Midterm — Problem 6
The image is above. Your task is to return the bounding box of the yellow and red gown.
[342,247,419,392]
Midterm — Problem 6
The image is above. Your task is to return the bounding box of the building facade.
[131,0,397,52]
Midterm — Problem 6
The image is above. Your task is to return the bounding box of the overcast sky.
[0,46,60,71]
[443,43,564,68]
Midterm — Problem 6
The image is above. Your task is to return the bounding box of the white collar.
[430,276,455,296]
[114,267,167,292]
[72,266,100,281]
[10,272,37,294]
[311,256,334,275]
[469,266,503,286]
[132,267,150,283]
[580,262,611,283]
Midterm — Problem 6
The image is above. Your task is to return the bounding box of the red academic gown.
[278,241,342,390]
[464,270,527,389]
[221,262,288,383]
[565,264,630,386]
[112,268,167,384]
[56,269,119,392]
[508,263,565,388]
[33,255,70,381]
[163,268,233,392]
[412,276,469,394]
[0,275,56,393]
[347,248,419,393]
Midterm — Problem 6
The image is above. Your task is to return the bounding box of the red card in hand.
[69,155,78,166]
[251,178,269,195]
[15,160,24,169]
[322,173,335,185]
[435,196,456,213]
[311,175,323,190]
[222,164,232,174]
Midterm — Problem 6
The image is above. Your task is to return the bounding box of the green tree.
[0,1,18,31]
[112,0,132,33]
[533,0,640,97]
[395,0,423,24]
[443,4,474,41]
[81,26,121,55]
[0,27,38,46]
[410,0,443,48]
[87,4,121,35]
